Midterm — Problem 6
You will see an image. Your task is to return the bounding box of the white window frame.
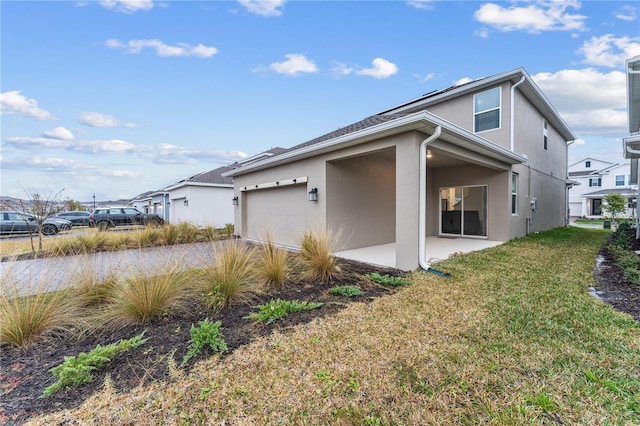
[589,177,602,187]
[474,87,501,133]
[615,175,625,186]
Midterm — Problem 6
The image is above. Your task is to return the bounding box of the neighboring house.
[622,56,640,237]
[164,166,234,228]
[568,158,637,218]
[225,67,576,270]
[130,190,170,222]
[130,148,288,228]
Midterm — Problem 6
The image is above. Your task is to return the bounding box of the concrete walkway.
[0,241,225,297]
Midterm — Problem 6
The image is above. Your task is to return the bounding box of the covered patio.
[336,236,504,269]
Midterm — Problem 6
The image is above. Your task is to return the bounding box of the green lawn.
[30,226,640,425]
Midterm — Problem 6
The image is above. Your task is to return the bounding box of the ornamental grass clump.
[0,275,82,348]
[256,236,290,289]
[299,231,340,280]
[176,222,200,244]
[201,240,261,311]
[96,260,196,328]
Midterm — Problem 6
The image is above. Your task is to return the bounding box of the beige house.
[225,68,575,270]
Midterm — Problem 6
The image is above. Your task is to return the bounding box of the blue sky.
[1,0,639,202]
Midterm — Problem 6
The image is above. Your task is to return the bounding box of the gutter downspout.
[419,125,442,271]
[510,76,526,152]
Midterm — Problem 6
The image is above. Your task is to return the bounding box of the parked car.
[0,211,72,236]
[51,211,92,227]
[89,207,164,231]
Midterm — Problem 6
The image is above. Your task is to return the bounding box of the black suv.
[89,207,164,231]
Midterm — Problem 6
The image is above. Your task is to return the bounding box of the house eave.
[224,111,526,178]
[378,68,575,142]
[164,182,233,191]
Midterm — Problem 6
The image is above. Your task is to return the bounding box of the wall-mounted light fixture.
[308,187,318,202]
[183,199,189,207]
[232,196,239,206]
[426,149,433,159]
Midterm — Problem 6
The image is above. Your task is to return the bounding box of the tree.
[601,192,627,224]
[65,199,85,211]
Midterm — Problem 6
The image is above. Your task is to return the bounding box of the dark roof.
[181,165,235,185]
[286,113,408,152]
[583,189,636,197]
[569,171,599,177]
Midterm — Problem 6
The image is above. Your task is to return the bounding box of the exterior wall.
[421,82,512,151]
[169,185,233,227]
[326,147,396,250]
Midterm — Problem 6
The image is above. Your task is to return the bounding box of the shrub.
[256,238,289,289]
[245,299,324,324]
[133,227,163,247]
[329,285,364,298]
[365,272,409,287]
[299,231,340,280]
[200,241,260,311]
[1,277,82,348]
[223,223,235,238]
[42,332,147,396]
[181,319,227,365]
[96,261,195,327]
[200,225,218,242]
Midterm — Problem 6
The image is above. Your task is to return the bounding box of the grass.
[299,230,341,280]
[95,260,197,328]
[27,226,640,425]
[0,223,229,259]
[255,235,290,288]
[199,240,262,311]
[0,274,82,347]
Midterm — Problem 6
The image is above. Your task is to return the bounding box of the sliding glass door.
[440,185,487,237]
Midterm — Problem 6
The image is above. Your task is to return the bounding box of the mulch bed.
[0,258,403,425]
[2,233,640,425]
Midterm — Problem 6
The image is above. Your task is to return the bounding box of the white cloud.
[267,54,318,75]
[0,91,54,120]
[5,137,70,150]
[578,34,640,68]
[99,0,154,14]
[105,38,218,58]
[42,126,74,141]
[406,0,435,11]
[329,62,355,78]
[79,111,136,128]
[474,1,587,34]
[614,4,637,22]
[238,0,286,17]
[355,58,399,79]
[532,68,627,136]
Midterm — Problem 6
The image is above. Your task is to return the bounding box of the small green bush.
[42,332,147,396]
[182,319,227,365]
[223,223,235,238]
[245,299,324,324]
[329,285,364,298]
[365,272,409,287]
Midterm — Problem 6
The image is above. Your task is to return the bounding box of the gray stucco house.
[225,68,576,270]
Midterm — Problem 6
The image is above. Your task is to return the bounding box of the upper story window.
[615,175,625,186]
[589,177,602,187]
[474,87,501,132]
[585,161,591,168]
[543,120,548,150]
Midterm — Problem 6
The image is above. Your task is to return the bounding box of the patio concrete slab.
[336,237,504,269]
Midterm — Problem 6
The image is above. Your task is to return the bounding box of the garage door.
[245,185,308,247]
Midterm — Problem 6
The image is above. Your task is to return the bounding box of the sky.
[1,0,640,203]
